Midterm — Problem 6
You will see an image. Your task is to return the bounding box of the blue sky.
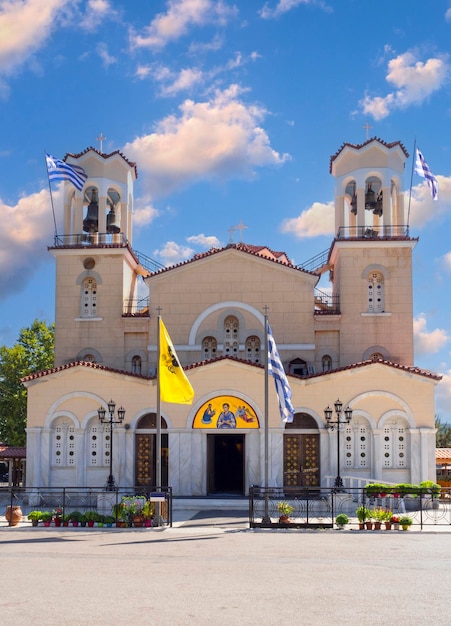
[2,0,451,420]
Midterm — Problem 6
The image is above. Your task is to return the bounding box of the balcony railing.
[51,233,129,247]
[123,297,150,317]
[314,288,340,315]
[336,224,411,239]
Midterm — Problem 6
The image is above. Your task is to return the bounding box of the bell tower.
[328,138,417,367]
[49,147,151,371]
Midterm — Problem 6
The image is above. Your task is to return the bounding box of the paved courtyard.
[1,511,450,626]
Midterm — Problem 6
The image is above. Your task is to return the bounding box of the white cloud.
[408,175,451,229]
[446,8,451,22]
[122,85,289,197]
[414,314,450,357]
[360,51,450,120]
[96,42,116,67]
[259,0,331,19]
[153,241,194,266]
[280,201,334,239]
[79,0,117,32]
[132,195,160,227]
[129,0,238,51]
[186,233,221,247]
[160,67,204,96]
[0,186,56,296]
[0,0,71,78]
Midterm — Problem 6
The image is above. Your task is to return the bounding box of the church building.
[23,138,440,495]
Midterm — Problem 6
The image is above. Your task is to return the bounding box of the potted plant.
[69,511,82,527]
[96,513,105,528]
[62,513,70,527]
[104,515,116,528]
[112,503,127,527]
[53,508,63,527]
[335,513,349,529]
[121,496,146,527]
[277,501,294,523]
[391,515,400,530]
[41,511,53,526]
[382,510,393,530]
[79,513,87,527]
[142,500,154,527]
[356,505,371,530]
[27,510,42,527]
[399,515,413,530]
[372,507,387,530]
[84,510,98,527]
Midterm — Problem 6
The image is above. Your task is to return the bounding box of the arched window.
[83,354,96,363]
[223,315,239,356]
[52,419,76,467]
[382,421,408,468]
[344,421,370,469]
[132,355,142,374]
[81,277,97,318]
[367,271,384,313]
[245,335,261,363]
[322,355,332,372]
[88,423,109,467]
[370,352,384,361]
[202,336,217,361]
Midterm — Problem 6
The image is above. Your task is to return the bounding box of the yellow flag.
[159,318,194,404]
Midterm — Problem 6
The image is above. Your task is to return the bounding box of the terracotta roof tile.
[64,147,138,179]
[329,137,409,173]
[149,243,317,277]
[0,446,26,458]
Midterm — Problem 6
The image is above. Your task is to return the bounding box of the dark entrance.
[207,434,244,494]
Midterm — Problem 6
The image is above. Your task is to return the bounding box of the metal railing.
[336,225,411,239]
[0,486,172,527]
[249,486,451,530]
[123,297,150,316]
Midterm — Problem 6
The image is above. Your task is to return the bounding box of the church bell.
[365,183,376,211]
[106,206,120,234]
[83,188,99,233]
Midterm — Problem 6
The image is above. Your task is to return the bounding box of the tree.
[0,320,54,446]
[435,415,451,448]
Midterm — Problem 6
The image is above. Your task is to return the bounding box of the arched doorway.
[284,413,320,487]
[207,434,245,495]
[135,413,168,487]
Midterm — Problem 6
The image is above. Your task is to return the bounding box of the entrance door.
[135,433,168,487]
[207,434,245,494]
[283,434,320,488]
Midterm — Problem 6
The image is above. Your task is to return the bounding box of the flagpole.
[44,151,58,241]
[406,138,416,236]
[155,312,162,526]
[263,307,270,524]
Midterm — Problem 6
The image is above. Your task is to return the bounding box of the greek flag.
[414,148,438,201]
[267,321,294,423]
[46,153,88,191]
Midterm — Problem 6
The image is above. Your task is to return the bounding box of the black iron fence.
[0,486,172,527]
[249,486,451,530]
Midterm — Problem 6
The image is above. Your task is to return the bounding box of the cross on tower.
[362,122,373,140]
[96,132,107,152]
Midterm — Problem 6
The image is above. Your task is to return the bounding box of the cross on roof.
[362,122,373,140]
[96,132,107,152]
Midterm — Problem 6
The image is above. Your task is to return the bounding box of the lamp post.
[324,399,352,491]
[98,399,125,491]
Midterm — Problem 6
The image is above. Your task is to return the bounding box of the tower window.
[367,271,384,313]
[245,335,261,363]
[132,355,142,374]
[202,336,217,361]
[223,315,239,356]
[81,277,98,318]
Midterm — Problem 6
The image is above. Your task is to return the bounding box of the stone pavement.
[1,509,451,626]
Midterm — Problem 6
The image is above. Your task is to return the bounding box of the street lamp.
[324,399,352,491]
[97,399,125,491]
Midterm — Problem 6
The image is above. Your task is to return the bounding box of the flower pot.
[54,518,61,527]
[71,521,79,527]
[365,521,373,530]
[116,520,127,528]
[402,525,410,531]
[384,522,392,531]
[31,519,39,527]
[374,521,382,530]
[144,518,152,528]
[133,514,144,527]
[43,521,51,527]
[63,521,69,527]
[87,520,95,527]
[358,523,365,530]
[393,523,399,531]
[279,515,291,524]
[5,505,23,526]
